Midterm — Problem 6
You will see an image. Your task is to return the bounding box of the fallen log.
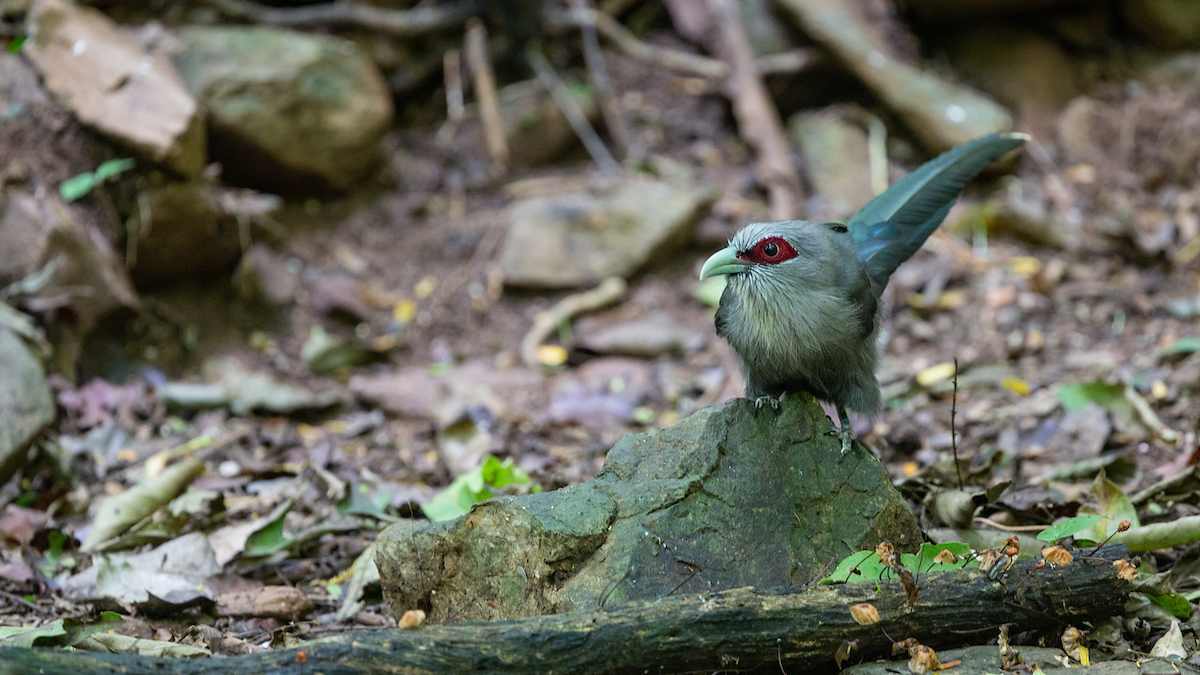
[0,544,1130,675]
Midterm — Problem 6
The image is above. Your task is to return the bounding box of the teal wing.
[849,133,1026,292]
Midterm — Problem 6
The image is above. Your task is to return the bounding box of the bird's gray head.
[699,220,859,296]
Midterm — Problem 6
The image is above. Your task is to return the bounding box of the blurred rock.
[23,0,205,176]
[129,181,244,289]
[576,315,705,358]
[173,26,393,194]
[1124,0,1200,49]
[944,26,1084,140]
[789,106,875,222]
[233,244,297,308]
[0,188,139,375]
[775,0,1013,153]
[0,326,55,485]
[457,80,598,168]
[0,54,112,189]
[377,396,920,622]
[499,177,714,288]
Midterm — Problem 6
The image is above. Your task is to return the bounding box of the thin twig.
[547,7,725,78]
[706,0,801,220]
[520,278,626,367]
[973,517,1047,533]
[464,19,508,170]
[571,0,630,160]
[200,0,479,35]
[952,356,963,490]
[524,47,621,174]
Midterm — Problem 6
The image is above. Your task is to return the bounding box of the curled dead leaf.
[834,640,856,669]
[1041,546,1074,567]
[849,603,880,626]
[1117,519,1131,532]
[1003,536,1020,557]
[875,541,895,567]
[1113,559,1138,582]
[1061,626,1084,661]
[399,609,426,629]
[932,549,958,565]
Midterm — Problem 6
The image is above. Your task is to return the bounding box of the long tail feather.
[849,133,1027,292]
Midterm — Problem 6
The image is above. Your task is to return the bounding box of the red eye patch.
[739,236,798,265]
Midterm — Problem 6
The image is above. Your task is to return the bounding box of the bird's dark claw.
[753,395,781,412]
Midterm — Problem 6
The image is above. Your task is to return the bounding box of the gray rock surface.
[499,177,713,288]
[790,106,875,222]
[0,327,55,485]
[24,0,205,176]
[377,395,920,623]
[173,26,393,193]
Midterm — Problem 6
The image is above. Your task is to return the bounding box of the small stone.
[499,177,713,288]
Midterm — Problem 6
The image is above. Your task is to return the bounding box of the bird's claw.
[825,427,854,458]
[753,395,781,412]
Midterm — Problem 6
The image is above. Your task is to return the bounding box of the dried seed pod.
[849,603,880,626]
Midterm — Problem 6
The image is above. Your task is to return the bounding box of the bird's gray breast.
[717,273,876,402]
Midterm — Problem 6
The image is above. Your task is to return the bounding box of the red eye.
[745,237,797,264]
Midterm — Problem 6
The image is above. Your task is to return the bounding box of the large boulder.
[377,396,920,623]
[23,0,205,176]
[172,26,394,194]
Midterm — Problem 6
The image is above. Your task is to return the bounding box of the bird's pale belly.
[724,290,880,412]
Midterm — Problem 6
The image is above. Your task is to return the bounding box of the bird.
[699,132,1027,457]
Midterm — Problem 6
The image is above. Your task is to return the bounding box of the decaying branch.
[707,0,803,220]
[0,545,1130,674]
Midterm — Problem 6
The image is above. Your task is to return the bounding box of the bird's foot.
[824,427,855,457]
[839,427,854,458]
[753,395,782,412]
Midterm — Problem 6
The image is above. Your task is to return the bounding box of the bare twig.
[547,7,726,78]
[521,278,626,367]
[706,0,801,220]
[571,0,630,160]
[464,19,508,170]
[199,0,479,35]
[434,49,464,147]
[524,47,621,174]
[952,357,963,490]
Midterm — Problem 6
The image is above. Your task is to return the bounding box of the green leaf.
[60,172,97,202]
[242,509,292,557]
[1037,515,1104,542]
[820,543,976,584]
[7,36,26,53]
[904,542,973,575]
[1084,471,1139,541]
[1148,593,1192,619]
[338,483,395,520]
[422,455,533,521]
[1056,380,1125,412]
[0,620,68,647]
[820,551,876,584]
[92,158,135,182]
[1161,337,1200,358]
